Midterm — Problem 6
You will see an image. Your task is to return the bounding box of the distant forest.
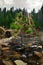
[0,5,43,30]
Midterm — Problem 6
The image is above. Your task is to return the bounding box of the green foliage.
[26,28,33,34]
[10,9,29,33]
[10,23,15,29]
[28,25,33,28]
[34,21,40,29]
[10,22,23,30]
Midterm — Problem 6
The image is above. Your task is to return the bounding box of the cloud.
[13,0,43,12]
[0,0,4,8]
[26,0,43,12]
[14,0,43,12]
[0,1,3,7]
[12,0,26,9]
[4,0,14,5]
[0,0,43,12]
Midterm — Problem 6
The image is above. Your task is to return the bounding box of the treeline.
[0,7,28,28]
[31,5,43,30]
[0,5,43,30]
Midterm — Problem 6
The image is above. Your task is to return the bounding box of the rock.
[34,51,42,58]
[14,60,27,65]
[3,60,15,65]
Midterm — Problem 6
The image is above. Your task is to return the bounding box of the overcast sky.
[0,0,43,12]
